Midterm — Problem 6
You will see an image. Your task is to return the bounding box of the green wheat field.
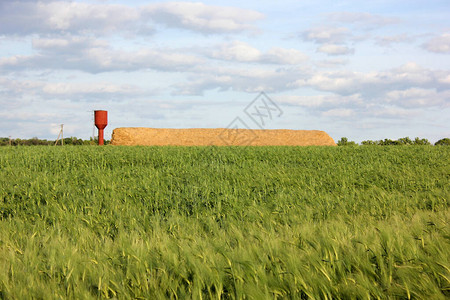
[1,146,449,299]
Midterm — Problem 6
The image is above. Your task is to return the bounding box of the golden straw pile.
[111,128,336,146]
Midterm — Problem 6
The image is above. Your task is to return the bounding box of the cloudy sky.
[1,0,449,143]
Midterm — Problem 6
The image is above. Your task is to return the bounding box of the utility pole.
[54,124,64,146]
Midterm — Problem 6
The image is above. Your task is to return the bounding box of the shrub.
[337,137,357,146]
[435,138,450,146]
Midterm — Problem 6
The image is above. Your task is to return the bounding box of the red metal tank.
[94,110,108,145]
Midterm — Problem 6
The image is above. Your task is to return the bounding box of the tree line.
[337,137,450,146]
[1,136,448,146]
[0,137,110,146]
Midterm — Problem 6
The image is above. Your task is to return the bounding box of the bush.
[413,137,431,145]
[398,137,413,145]
[0,137,109,146]
[435,138,450,146]
[362,137,432,146]
[337,137,357,146]
[361,140,377,145]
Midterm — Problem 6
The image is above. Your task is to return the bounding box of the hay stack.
[111,128,336,146]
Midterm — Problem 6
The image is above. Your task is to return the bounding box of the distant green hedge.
[338,136,450,146]
[2,136,449,146]
[0,137,110,146]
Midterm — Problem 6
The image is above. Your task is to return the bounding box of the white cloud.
[118,48,205,71]
[375,33,414,47]
[422,33,450,53]
[0,1,263,37]
[369,106,419,118]
[294,63,449,97]
[171,65,309,95]
[142,2,264,34]
[32,36,108,52]
[438,74,450,84]
[165,61,450,106]
[264,48,308,64]
[211,41,261,62]
[1,38,308,75]
[389,62,435,84]
[328,12,400,28]
[301,26,351,44]
[297,71,357,94]
[0,77,143,100]
[41,82,140,96]
[277,94,363,108]
[0,56,24,67]
[0,1,142,36]
[322,108,355,117]
[0,39,205,73]
[386,88,450,107]
[314,58,349,68]
[276,87,444,121]
[209,41,308,64]
[0,111,55,122]
[317,44,354,55]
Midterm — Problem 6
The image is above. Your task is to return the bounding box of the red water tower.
[94,110,108,145]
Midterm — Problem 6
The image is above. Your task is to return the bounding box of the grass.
[0,145,449,299]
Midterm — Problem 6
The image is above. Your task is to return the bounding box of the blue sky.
[1,0,449,143]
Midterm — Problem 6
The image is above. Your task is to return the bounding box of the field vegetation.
[0,146,449,299]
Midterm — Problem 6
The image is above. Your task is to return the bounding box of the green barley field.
[0,146,449,299]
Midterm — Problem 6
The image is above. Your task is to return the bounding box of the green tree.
[337,137,357,146]
[361,140,379,145]
[435,138,450,146]
[413,137,431,145]
[398,137,413,145]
